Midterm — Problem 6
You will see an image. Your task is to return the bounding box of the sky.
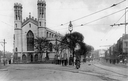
[0,0,127,52]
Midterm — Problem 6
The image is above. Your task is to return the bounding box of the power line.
[51,8,126,31]
[0,20,14,28]
[76,8,126,27]
[110,7,128,35]
[101,10,128,42]
[60,0,126,26]
[115,10,128,23]
[100,8,128,45]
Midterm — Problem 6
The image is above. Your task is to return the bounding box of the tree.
[34,37,50,60]
[79,42,87,55]
[61,32,85,58]
[86,45,94,53]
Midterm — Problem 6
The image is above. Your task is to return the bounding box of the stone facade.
[13,0,62,63]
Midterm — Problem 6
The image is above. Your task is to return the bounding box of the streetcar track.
[93,64,128,77]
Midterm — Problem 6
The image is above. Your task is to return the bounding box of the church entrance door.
[28,53,33,63]
[22,54,26,63]
[35,54,38,62]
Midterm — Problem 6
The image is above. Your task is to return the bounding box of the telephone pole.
[110,7,128,34]
[110,7,128,63]
[0,39,7,66]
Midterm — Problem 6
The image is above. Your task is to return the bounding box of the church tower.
[37,0,46,37]
[14,3,22,54]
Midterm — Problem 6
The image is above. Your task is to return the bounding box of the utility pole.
[56,38,58,56]
[3,39,6,66]
[110,7,128,34]
[110,7,128,63]
[0,39,7,66]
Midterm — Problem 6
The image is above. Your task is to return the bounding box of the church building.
[13,0,62,63]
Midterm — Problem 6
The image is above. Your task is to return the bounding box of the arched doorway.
[22,54,26,63]
[35,54,38,62]
[28,53,33,63]
[31,54,33,62]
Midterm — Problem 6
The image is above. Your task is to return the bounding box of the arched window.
[47,32,48,37]
[39,22,41,26]
[52,34,53,37]
[15,47,18,52]
[15,24,17,28]
[29,24,31,28]
[50,33,51,37]
[27,30,34,51]
[49,43,53,51]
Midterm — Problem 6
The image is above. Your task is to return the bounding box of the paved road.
[0,63,127,81]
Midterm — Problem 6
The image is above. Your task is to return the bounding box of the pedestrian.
[54,55,57,64]
[9,59,11,64]
[61,56,64,66]
[58,55,60,64]
[69,55,73,65]
[63,53,67,66]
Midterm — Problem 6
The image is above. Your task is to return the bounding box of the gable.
[22,18,38,27]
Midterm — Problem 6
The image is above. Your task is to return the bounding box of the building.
[105,34,128,64]
[13,0,62,63]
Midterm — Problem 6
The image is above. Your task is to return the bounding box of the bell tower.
[37,0,46,37]
[14,3,22,28]
[14,3,22,54]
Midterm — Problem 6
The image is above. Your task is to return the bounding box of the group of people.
[54,53,74,66]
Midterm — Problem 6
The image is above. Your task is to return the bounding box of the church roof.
[22,15,38,27]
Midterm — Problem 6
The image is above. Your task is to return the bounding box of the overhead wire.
[102,10,128,48]
[75,8,126,27]
[101,10,128,45]
[51,8,127,31]
[60,0,126,26]
[44,0,125,29]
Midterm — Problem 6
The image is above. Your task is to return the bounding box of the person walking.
[58,55,60,64]
[69,55,73,65]
[63,53,67,66]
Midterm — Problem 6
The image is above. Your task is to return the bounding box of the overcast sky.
[0,0,127,52]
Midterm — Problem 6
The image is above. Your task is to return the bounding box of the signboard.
[123,39,128,53]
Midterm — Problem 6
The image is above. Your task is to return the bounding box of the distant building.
[105,34,128,63]
[91,50,100,61]
[13,0,62,63]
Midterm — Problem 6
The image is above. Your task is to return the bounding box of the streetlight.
[68,21,73,65]
[68,21,73,33]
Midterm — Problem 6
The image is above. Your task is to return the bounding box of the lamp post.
[68,21,73,65]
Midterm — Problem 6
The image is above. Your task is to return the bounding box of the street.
[0,62,128,81]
